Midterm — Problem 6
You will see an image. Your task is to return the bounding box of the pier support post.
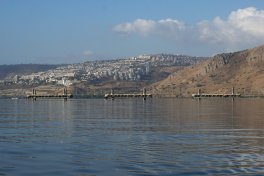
[33,89,37,101]
[143,88,147,100]
[64,88,67,101]
[111,89,114,100]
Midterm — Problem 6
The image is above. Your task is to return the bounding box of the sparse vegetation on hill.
[2,44,264,98]
[151,45,264,97]
[0,54,203,97]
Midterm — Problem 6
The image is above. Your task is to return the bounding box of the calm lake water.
[0,98,264,176]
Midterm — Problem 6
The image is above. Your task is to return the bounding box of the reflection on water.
[0,98,264,175]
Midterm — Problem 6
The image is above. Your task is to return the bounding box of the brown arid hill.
[150,44,264,97]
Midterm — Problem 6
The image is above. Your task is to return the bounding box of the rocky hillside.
[0,54,204,97]
[151,45,264,97]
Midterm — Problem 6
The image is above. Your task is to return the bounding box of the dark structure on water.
[27,88,73,100]
[192,87,241,98]
[104,88,152,100]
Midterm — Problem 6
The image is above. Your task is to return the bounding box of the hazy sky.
[1,0,264,64]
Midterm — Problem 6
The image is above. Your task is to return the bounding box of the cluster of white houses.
[1,54,202,86]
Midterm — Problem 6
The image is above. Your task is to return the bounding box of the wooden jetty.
[27,88,73,100]
[104,88,152,99]
[192,87,241,98]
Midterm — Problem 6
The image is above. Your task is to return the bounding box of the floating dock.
[27,94,73,99]
[27,88,72,100]
[104,93,152,99]
[192,87,241,98]
[192,93,241,98]
[104,88,152,99]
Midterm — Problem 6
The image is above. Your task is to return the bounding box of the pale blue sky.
[1,0,264,64]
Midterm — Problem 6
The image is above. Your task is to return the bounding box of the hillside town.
[1,54,204,87]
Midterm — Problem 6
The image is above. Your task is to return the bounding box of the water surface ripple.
[0,98,264,175]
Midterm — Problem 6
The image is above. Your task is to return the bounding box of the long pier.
[27,94,73,99]
[27,88,73,100]
[104,93,153,99]
[192,87,241,98]
[192,93,241,98]
[104,88,152,99]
